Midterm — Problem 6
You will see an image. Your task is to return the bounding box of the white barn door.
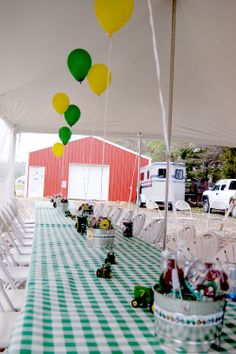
[28,166,45,198]
[68,164,109,200]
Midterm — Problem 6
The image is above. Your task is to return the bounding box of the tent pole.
[136,132,142,213]
[11,126,17,198]
[163,0,177,250]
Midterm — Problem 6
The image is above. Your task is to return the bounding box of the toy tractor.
[96,263,112,279]
[105,251,116,265]
[123,220,133,237]
[131,286,154,313]
[76,216,87,234]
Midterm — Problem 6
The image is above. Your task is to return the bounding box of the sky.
[16,133,83,162]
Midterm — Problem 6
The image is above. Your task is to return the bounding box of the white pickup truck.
[202,179,236,216]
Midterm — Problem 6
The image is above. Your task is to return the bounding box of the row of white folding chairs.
[0,199,34,349]
[92,203,165,244]
[166,226,236,264]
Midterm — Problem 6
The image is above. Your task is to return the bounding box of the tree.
[221,148,236,178]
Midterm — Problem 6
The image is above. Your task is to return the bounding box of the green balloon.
[59,126,72,145]
[67,48,92,83]
[64,104,81,127]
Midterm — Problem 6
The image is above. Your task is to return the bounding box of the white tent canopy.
[0,0,236,146]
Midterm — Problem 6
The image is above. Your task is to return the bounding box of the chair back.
[93,203,105,218]
[174,200,193,226]
[132,213,146,237]
[146,200,163,218]
[187,231,219,262]
[110,207,123,225]
[140,219,164,246]
[214,242,236,263]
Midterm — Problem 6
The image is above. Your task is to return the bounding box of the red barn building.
[27,137,151,202]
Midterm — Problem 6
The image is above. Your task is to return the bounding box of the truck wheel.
[232,206,236,218]
[203,198,210,213]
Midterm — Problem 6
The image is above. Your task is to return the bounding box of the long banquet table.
[7,202,236,353]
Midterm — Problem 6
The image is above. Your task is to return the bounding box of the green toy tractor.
[131,286,154,313]
[96,262,112,279]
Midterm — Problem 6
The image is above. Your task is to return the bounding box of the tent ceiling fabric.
[0,0,236,146]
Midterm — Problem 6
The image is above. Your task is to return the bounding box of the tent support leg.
[162,0,177,251]
[135,132,142,214]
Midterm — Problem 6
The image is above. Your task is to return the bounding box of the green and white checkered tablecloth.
[7,202,236,353]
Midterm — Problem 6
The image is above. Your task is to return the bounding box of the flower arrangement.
[89,217,113,230]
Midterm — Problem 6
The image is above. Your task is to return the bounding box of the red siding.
[28,137,150,202]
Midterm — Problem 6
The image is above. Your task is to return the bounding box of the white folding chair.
[0,310,20,349]
[100,205,113,218]
[187,231,220,262]
[4,204,34,238]
[0,238,30,266]
[0,282,26,311]
[110,207,123,225]
[174,200,193,226]
[93,202,105,218]
[167,225,196,251]
[139,219,164,246]
[146,200,164,219]
[119,209,134,226]
[10,197,35,224]
[132,213,146,237]
[214,242,236,263]
[7,202,34,234]
[0,210,33,248]
[0,257,29,289]
[0,218,31,256]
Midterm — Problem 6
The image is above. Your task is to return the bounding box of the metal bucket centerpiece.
[153,253,229,352]
[50,194,62,208]
[87,216,115,249]
[60,199,69,213]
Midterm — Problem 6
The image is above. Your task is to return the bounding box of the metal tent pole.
[136,132,142,213]
[163,0,177,250]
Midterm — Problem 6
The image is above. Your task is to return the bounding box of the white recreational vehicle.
[139,162,186,208]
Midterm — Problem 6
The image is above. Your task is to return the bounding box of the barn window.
[140,172,145,181]
[158,168,166,178]
[147,170,150,179]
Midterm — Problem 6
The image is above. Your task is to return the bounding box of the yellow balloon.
[94,0,134,37]
[52,93,70,114]
[52,143,65,158]
[87,64,112,96]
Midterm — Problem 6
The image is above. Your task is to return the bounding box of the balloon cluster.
[52,92,80,157]
[51,1,134,158]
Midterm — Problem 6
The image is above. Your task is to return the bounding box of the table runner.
[7,202,236,353]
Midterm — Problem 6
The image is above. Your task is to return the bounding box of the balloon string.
[100,39,113,201]
[85,99,98,201]
[59,144,66,197]
[147,0,170,154]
